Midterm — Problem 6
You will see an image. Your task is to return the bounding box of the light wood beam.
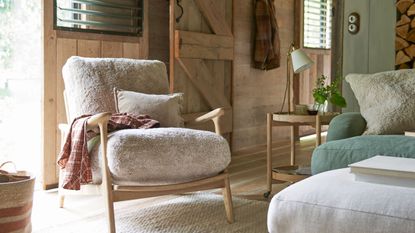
[175,30,234,60]
[177,58,231,109]
[194,0,233,36]
[43,0,58,188]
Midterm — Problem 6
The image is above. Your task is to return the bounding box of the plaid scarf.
[254,0,281,70]
[57,113,159,190]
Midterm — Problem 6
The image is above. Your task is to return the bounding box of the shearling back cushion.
[346,69,415,135]
[115,89,184,127]
[62,56,169,121]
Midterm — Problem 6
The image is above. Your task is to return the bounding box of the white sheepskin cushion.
[114,89,184,127]
[90,128,231,186]
[346,69,415,135]
[62,56,169,120]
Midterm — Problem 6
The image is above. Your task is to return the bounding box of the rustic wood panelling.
[43,0,58,188]
[101,41,124,58]
[175,30,234,60]
[194,0,233,36]
[177,58,232,109]
[232,0,333,150]
[232,0,296,151]
[148,0,169,63]
[171,0,233,133]
[122,43,141,59]
[77,40,101,57]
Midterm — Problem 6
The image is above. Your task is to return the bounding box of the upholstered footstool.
[268,168,415,233]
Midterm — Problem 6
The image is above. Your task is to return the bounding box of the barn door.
[169,0,233,140]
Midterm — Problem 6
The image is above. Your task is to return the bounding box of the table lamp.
[280,43,314,114]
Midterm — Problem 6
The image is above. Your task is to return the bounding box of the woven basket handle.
[0,161,17,173]
[0,161,29,182]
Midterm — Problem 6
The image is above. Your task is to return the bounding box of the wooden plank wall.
[233,0,295,151]
[148,0,169,63]
[172,0,233,129]
[42,0,149,188]
[299,51,331,106]
[233,0,333,150]
[298,50,331,135]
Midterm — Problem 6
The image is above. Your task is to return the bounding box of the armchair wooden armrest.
[184,107,229,135]
[86,112,112,130]
[58,112,112,148]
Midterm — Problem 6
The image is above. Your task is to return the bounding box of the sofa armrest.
[326,112,367,142]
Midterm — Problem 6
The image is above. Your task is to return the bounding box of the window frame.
[302,0,332,50]
[53,0,144,37]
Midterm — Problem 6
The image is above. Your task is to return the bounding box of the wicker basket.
[0,162,35,233]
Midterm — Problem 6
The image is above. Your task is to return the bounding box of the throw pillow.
[345,69,415,135]
[114,89,184,127]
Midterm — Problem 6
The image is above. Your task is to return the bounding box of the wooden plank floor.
[32,135,319,231]
[215,135,318,201]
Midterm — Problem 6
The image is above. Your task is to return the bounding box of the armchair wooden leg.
[58,194,65,208]
[103,190,116,233]
[223,174,234,223]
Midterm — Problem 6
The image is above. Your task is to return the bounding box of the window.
[303,0,332,49]
[54,0,143,36]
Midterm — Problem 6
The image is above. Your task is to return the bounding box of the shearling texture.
[115,89,184,127]
[90,128,231,185]
[62,56,169,121]
[346,69,415,135]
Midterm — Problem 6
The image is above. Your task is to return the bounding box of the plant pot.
[316,101,328,114]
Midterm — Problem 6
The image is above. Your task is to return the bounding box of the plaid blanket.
[254,0,281,70]
[57,113,159,190]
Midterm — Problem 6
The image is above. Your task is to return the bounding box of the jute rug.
[35,193,268,233]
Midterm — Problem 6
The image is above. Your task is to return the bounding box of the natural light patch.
[0,1,41,176]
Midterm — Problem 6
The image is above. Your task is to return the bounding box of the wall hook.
[176,0,184,23]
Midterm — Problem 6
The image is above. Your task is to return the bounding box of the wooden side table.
[264,112,339,198]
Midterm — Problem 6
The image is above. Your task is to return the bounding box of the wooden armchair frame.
[58,107,234,233]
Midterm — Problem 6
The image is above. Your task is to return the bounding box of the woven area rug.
[35,193,268,233]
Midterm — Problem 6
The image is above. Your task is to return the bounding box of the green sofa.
[311,112,415,174]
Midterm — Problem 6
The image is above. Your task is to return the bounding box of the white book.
[349,155,415,188]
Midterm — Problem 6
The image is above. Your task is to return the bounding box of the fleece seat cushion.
[311,135,415,174]
[268,168,415,233]
[62,56,169,121]
[115,89,184,127]
[89,128,231,186]
[346,69,415,135]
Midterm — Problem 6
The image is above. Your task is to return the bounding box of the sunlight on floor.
[31,189,183,232]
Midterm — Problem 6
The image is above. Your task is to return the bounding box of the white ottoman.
[268,168,415,233]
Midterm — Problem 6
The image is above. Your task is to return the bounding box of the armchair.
[58,56,234,233]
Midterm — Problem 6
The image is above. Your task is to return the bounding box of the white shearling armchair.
[58,56,233,233]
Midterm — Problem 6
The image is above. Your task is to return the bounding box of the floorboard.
[31,135,319,230]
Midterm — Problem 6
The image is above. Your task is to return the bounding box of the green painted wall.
[341,0,396,112]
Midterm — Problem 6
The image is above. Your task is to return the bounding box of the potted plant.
[312,75,347,113]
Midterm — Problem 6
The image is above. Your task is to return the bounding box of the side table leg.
[290,125,295,165]
[316,114,321,146]
[265,113,272,198]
